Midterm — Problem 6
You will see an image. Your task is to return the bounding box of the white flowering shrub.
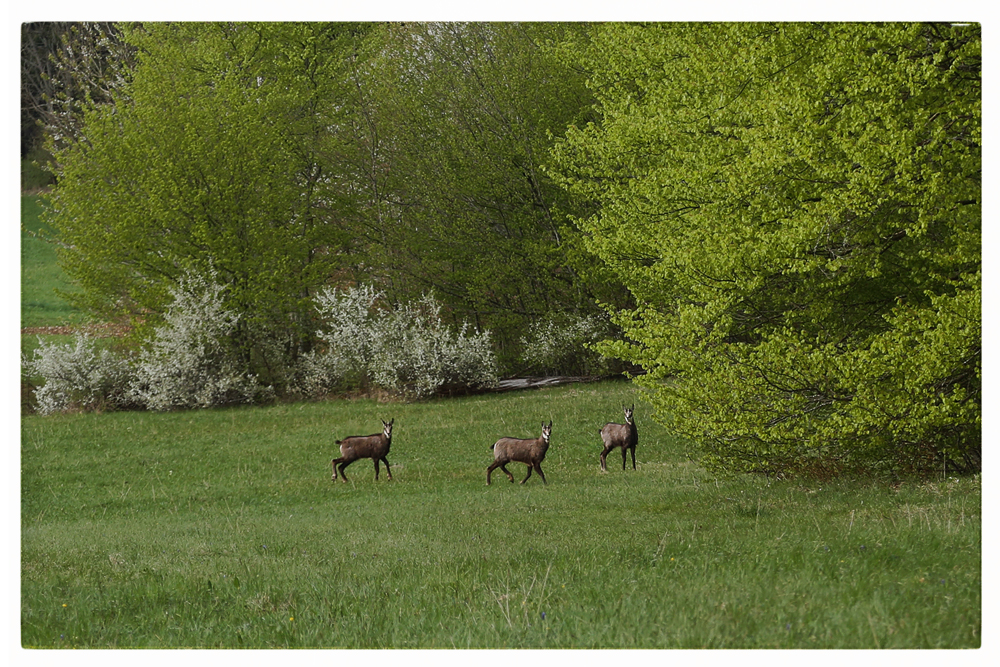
[294,286,498,399]
[311,283,382,375]
[129,270,269,410]
[287,284,380,397]
[367,295,499,398]
[519,312,613,376]
[24,334,133,415]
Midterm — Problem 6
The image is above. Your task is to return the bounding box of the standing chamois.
[331,418,394,483]
[487,421,552,485]
[599,404,638,471]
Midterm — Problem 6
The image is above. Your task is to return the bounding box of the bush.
[519,311,614,376]
[368,295,499,397]
[294,286,499,399]
[28,278,497,412]
[129,270,270,410]
[23,334,133,415]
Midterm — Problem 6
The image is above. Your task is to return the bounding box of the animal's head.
[541,420,552,441]
[623,404,634,424]
[382,418,394,439]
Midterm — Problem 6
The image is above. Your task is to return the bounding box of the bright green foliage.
[46,23,368,384]
[548,23,981,476]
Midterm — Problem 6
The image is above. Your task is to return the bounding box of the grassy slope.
[21,194,82,330]
[20,382,981,648]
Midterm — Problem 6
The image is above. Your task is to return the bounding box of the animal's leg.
[621,446,628,471]
[500,463,515,483]
[534,462,547,485]
[629,445,637,470]
[374,458,380,480]
[521,463,533,484]
[332,457,344,481]
[600,446,612,472]
[337,460,351,483]
[381,457,393,481]
[486,460,501,485]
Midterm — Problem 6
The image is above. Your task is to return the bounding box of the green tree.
[348,22,615,368]
[46,22,369,387]
[548,23,980,476]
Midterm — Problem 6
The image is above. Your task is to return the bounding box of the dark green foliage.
[347,23,610,368]
[547,23,981,476]
[44,22,616,381]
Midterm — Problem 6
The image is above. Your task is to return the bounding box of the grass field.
[20,381,981,649]
[21,194,82,331]
[17,187,983,650]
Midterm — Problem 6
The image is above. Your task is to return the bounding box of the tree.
[21,22,135,158]
[548,23,981,476]
[46,21,623,385]
[46,22,370,388]
[346,22,615,368]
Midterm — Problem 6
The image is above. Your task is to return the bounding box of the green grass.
[21,194,83,331]
[21,382,981,648]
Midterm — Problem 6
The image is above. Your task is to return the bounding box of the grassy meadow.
[21,381,981,649]
[18,188,982,649]
[21,194,82,332]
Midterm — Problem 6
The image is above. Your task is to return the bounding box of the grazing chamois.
[487,421,552,485]
[331,418,394,483]
[599,404,638,471]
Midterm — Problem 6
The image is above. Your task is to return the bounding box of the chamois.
[487,421,552,485]
[599,404,638,471]
[331,418,394,483]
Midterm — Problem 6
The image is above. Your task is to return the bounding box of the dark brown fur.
[332,418,394,483]
[599,404,637,471]
[487,421,551,485]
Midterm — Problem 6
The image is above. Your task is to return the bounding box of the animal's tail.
[336,439,342,445]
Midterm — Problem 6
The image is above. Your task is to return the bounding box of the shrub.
[129,270,270,410]
[519,312,613,376]
[294,286,498,399]
[24,334,133,415]
[367,295,499,398]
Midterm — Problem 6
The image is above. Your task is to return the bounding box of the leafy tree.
[22,22,136,158]
[46,22,369,388]
[548,23,981,476]
[46,21,621,386]
[347,22,616,368]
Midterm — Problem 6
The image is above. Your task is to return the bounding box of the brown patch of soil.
[20,322,131,338]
